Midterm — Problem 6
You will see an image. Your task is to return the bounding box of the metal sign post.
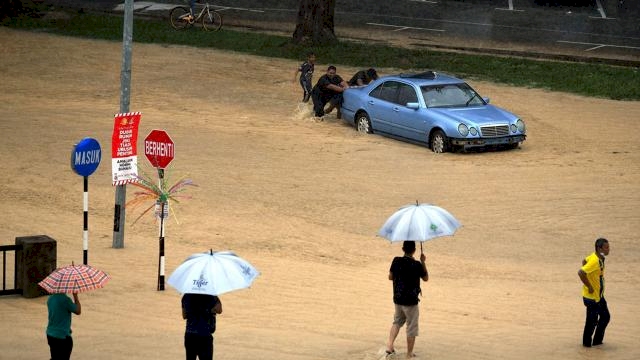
[71,138,101,265]
[157,168,167,291]
[144,130,175,291]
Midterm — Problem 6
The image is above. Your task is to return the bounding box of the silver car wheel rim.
[357,118,369,133]
[433,136,444,153]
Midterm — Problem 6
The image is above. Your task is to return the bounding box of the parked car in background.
[340,71,526,153]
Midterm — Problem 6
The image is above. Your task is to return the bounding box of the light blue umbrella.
[167,250,259,296]
[378,202,461,253]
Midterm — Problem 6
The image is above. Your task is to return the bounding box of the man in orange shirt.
[578,238,610,347]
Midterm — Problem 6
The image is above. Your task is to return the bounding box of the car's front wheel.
[430,130,450,153]
[356,112,373,134]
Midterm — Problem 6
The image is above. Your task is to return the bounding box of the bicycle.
[170,2,223,31]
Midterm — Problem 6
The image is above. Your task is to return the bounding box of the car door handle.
[393,107,400,112]
[368,100,375,105]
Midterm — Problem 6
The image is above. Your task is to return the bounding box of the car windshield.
[421,83,485,108]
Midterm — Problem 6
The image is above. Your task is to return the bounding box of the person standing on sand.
[182,293,223,360]
[386,241,428,359]
[46,293,81,360]
[578,237,610,348]
[293,51,315,103]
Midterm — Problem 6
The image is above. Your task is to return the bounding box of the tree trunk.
[292,0,337,45]
[0,0,24,20]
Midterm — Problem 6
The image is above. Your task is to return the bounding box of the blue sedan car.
[341,71,526,153]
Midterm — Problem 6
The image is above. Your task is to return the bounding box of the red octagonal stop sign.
[144,129,174,168]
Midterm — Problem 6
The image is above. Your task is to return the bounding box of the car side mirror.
[406,102,420,109]
[483,97,490,104]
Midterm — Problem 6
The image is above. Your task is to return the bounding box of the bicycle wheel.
[202,10,222,31]
[170,6,191,30]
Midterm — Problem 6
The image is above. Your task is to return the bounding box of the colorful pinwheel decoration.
[126,169,197,225]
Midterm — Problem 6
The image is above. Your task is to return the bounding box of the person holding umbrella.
[378,202,459,358]
[46,292,81,359]
[182,293,223,360]
[385,241,428,358]
[39,262,110,360]
[168,250,259,360]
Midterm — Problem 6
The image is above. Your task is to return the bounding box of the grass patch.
[4,10,639,100]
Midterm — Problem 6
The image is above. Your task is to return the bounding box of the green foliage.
[4,11,639,100]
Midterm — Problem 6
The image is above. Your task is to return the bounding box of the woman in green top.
[46,293,81,360]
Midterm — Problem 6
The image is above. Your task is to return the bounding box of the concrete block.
[15,235,57,298]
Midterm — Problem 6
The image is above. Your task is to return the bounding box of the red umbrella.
[38,263,110,294]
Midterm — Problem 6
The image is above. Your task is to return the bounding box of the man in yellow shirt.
[578,238,610,347]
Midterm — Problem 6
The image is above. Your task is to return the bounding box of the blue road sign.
[71,138,102,177]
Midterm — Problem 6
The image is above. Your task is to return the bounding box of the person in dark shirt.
[385,241,428,358]
[46,293,81,360]
[348,68,379,86]
[294,52,316,102]
[182,294,223,360]
[311,65,349,119]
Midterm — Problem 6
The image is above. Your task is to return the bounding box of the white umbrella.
[378,202,461,252]
[167,250,259,296]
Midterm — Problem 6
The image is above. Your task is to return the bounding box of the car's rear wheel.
[356,112,373,134]
[430,130,449,153]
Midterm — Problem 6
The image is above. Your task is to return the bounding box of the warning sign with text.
[111,112,141,186]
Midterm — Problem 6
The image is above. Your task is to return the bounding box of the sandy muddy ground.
[0,27,639,360]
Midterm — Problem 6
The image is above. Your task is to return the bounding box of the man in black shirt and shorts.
[311,65,349,119]
[386,241,429,358]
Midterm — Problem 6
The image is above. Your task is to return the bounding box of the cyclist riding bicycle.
[169,0,222,31]
[184,0,197,23]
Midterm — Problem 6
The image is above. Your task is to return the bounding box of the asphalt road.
[41,0,640,65]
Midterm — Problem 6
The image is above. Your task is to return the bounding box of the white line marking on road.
[585,45,606,51]
[114,2,175,11]
[215,6,264,13]
[496,8,524,12]
[367,22,444,33]
[113,2,264,13]
[558,40,640,51]
[368,14,639,44]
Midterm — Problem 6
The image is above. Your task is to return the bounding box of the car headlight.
[469,127,478,136]
[516,119,525,133]
[458,124,469,137]
[510,124,517,133]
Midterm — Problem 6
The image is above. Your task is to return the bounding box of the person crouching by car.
[311,65,349,119]
[348,68,378,87]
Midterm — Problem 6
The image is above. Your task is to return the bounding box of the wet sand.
[0,27,639,360]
